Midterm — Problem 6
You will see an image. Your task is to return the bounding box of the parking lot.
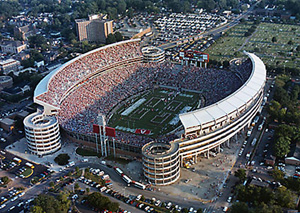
[153,13,228,46]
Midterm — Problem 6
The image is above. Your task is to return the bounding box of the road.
[205,77,275,213]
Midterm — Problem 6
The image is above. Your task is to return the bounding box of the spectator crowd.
[36,40,252,147]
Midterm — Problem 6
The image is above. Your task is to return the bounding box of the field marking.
[121,98,146,116]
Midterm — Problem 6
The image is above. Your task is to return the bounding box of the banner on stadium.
[93,124,116,137]
[93,124,100,134]
[135,129,151,135]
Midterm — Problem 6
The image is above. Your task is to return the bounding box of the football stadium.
[23,39,266,185]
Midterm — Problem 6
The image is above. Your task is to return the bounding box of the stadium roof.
[179,52,266,131]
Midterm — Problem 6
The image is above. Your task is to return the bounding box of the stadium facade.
[23,111,61,156]
[24,39,266,186]
[142,52,266,185]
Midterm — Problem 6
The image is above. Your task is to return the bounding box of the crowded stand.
[57,57,252,147]
[36,40,142,107]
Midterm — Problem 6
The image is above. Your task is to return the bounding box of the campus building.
[75,14,113,43]
[0,59,20,75]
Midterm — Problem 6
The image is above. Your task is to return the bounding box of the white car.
[8,206,15,211]
[0,204,6,209]
[227,196,232,203]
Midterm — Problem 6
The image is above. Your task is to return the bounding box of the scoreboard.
[179,50,209,63]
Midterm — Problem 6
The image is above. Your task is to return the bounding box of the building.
[14,24,36,40]
[142,52,266,185]
[141,46,165,63]
[285,143,300,165]
[0,76,13,91]
[0,59,20,75]
[75,14,113,43]
[0,118,15,132]
[23,111,61,156]
[27,40,266,181]
[0,40,26,54]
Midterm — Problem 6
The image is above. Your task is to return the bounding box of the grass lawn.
[22,168,33,178]
[204,22,300,69]
[76,148,100,157]
[108,87,201,137]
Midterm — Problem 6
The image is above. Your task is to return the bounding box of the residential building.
[0,40,26,54]
[14,24,36,40]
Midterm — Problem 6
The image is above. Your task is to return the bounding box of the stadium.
[24,39,266,185]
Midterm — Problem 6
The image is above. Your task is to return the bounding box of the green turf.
[204,22,300,69]
[108,87,201,137]
[22,168,33,178]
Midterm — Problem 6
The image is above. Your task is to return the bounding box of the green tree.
[115,32,123,42]
[275,186,295,208]
[109,202,120,212]
[30,205,45,213]
[74,183,80,190]
[106,33,116,44]
[117,0,126,14]
[49,181,55,188]
[229,202,249,213]
[54,154,70,165]
[31,194,70,213]
[272,36,277,43]
[182,208,189,213]
[234,169,247,182]
[2,176,10,185]
[197,208,203,213]
[86,187,90,193]
[274,136,291,158]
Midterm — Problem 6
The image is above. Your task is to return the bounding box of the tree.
[197,208,203,213]
[272,36,277,43]
[54,154,70,165]
[30,206,45,213]
[182,208,189,213]
[87,192,119,211]
[140,195,145,202]
[274,136,291,158]
[235,169,246,182]
[229,202,249,213]
[106,33,116,44]
[74,183,80,190]
[117,0,126,14]
[109,202,120,212]
[115,32,123,42]
[49,181,55,188]
[275,186,295,208]
[2,176,10,185]
[75,166,80,173]
[31,194,70,213]
[86,187,90,193]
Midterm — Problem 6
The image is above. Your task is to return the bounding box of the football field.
[108,87,202,137]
